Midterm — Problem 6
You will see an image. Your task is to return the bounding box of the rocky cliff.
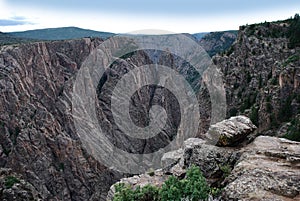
[0,35,213,200]
[0,38,127,200]
[214,15,300,138]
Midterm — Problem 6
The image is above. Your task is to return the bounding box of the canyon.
[0,16,300,200]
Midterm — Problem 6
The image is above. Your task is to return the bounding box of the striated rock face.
[0,38,124,200]
[0,35,214,200]
[223,136,300,201]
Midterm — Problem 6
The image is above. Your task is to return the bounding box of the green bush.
[283,118,300,142]
[114,165,210,201]
[249,106,259,126]
[270,77,278,85]
[270,113,279,129]
[160,176,182,201]
[229,107,238,117]
[278,95,293,122]
[266,102,272,113]
[4,176,20,188]
[160,165,209,201]
[182,165,210,200]
[219,164,232,178]
[288,14,300,48]
[114,183,160,201]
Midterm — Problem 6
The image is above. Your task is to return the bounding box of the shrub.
[229,107,238,117]
[283,118,300,142]
[249,106,259,126]
[182,165,210,200]
[160,165,209,201]
[270,113,279,129]
[114,183,160,201]
[258,75,263,88]
[270,77,278,85]
[240,97,251,112]
[4,176,20,188]
[278,95,293,122]
[283,54,300,67]
[114,165,210,201]
[147,168,155,176]
[160,176,182,201]
[266,102,272,113]
[219,164,232,178]
[288,14,300,48]
[210,187,223,198]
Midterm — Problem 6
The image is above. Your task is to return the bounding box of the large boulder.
[206,115,257,146]
[182,138,239,184]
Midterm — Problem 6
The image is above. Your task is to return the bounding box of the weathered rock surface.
[223,136,300,201]
[206,115,257,146]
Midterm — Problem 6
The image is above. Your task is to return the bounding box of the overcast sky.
[0,0,299,33]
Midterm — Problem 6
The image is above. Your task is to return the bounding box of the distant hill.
[2,27,237,56]
[9,27,115,41]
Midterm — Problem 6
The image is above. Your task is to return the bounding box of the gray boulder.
[206,115,257,146]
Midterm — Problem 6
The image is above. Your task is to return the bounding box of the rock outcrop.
[107,116,300,201]
[107,116,256,200]
[223,136,300,201]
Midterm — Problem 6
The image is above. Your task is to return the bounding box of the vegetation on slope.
[0,32,36,46]
[222,14,300,142]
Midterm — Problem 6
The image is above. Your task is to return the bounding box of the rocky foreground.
[107,116,300,201]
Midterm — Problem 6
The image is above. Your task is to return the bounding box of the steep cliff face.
[0,38,125,200]
[214,16,300,136]
[0,35,214,200]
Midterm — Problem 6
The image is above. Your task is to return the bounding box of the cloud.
[11,16,27,21]
[0,16,32,26]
